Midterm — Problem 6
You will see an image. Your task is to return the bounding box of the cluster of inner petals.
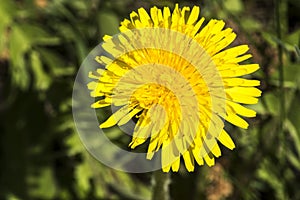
[131,84,173,109]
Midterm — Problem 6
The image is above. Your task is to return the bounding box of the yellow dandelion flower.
[88,4,261,172]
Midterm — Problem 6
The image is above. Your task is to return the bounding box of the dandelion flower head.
[88,4,261,172]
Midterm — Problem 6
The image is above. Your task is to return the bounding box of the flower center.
[132,83,176,110]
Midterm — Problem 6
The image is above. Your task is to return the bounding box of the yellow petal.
[211,144,221,157]
[191,17,205,36]
[183,150,194,172]
[223,78,260,87]
[138,8,152,27]
[90,90,105,98]
[220,64,259,78]
[214,45,249,60]
[87,81,97,90]
[171,157,180,172]
[218,130,235,150]
[212,31,236,53]
[230,54,253,63]
[88,71,100,80]
[192,147,204,166]
[187,6,200,25]
[162,164,171,172]
[106,63,128,76]
[95,56,113,65]
[226,87,262,97]
[91,98,111,108]
[210,20,225,35]
[150,6,159,26]
[103,34,112,41]
[130,117,153,148]
[118,107,143,126]
[147,136,159,159]
[226,113,249,129]
[132,112,151,137]
[130,11,139,25]
[174,134,187,155]
[120,19,134,31]
[227,101,256,117]
[100,105,131,128]
[226,92,259,104]
[180,6,190,25]
[102,42,122,57]
[163,7,171,28]
[161,140,177,171]
[204,153,215,167]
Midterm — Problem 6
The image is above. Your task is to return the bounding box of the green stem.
[275,0,286,162]
[152,170,170,200]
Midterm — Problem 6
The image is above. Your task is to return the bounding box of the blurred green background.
[0,0,300,199]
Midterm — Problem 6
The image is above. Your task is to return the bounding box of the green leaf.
[261,31,278,47]
[240,17,262,32]
[0,0,15,25]
[256,159,287,200]
[30,51,51,90]
[38,48,75,76]
[66,131,101,198]
[295,45,300,62]
[19,24,61,46]
[223,0,244,14]
[75,156,94,196]
[262,31,298,53]
[261,92,279,116]
[9,25,31,90]
[285,29,300,46]
[0,0,15,52]
[247,101,267,115]
[66,124,151,199]
[286,149,300,170]
[27,167,57,199]
[6,194,21,200]
[287,94,300,161]
[271,63,300,89]
[285,120,300,156]
[98,11,119,38]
